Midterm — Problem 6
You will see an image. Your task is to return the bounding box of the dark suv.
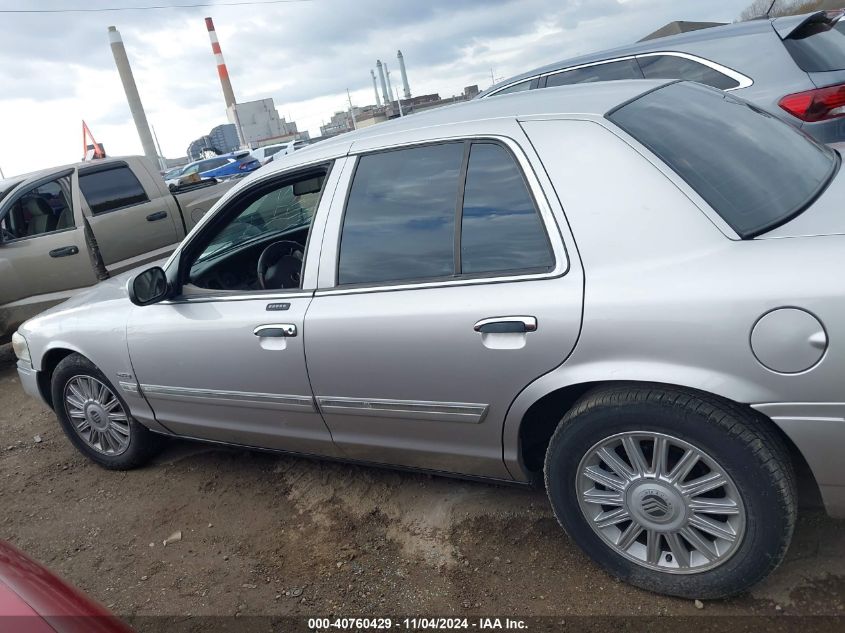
[479,10,845,143]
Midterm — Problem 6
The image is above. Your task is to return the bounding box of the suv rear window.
[608,81,838,238]
[783,14,845,72]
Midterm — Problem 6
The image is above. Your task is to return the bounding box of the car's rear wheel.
[544,384,796,599]
[51,353,164,470]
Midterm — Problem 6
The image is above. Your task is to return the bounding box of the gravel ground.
[1,343,843,632]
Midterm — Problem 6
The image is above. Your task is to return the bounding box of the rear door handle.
[254,323,297,337]
[49,246,79,258]
[474,316,537,334]
[146,211,168,222]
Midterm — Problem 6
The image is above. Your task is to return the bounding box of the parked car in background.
[250,143,292,165]
[0,539,133,632]
[479,9,845,143]
[199,150,260,181]
[267,140,310,164]
[13,80,845,599]
[0,156,235,342]
[167,152,259,191]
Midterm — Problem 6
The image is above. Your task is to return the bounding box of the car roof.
[477,15,782,97]
[266,79,671,170]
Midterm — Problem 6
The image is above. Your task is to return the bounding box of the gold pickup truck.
[0,156,236,342]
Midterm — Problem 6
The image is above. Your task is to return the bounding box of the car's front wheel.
[544,385,796,599]
[51,353,164,470]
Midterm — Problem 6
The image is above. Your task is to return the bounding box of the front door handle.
[49,245,79,258]
[474,316,537,334]
[146,211,168,222]
[254,323,297,337]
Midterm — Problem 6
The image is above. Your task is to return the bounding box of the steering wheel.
[257,240,304,290]
[1,227,14,242]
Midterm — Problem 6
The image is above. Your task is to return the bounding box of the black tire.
[51,353,164,470]
[544,384,796,599]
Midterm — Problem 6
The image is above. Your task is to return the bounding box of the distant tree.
[740,0,843,21]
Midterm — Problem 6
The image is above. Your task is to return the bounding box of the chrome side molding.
[316,396,489,424]
[139,384,316,411]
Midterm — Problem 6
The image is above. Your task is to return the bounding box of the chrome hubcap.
[576,431,745,574]
[64,375,130,456]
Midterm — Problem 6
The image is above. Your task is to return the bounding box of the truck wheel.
[544,384,796,599]
[51,353,164,470]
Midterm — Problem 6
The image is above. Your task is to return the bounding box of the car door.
[305,130,584,479]
[78,161,180,271]
[0,171,96,335]
[125,162,344,456]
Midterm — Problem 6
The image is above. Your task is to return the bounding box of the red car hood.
[0,541,132,633]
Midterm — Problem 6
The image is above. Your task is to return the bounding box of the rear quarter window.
[637,54,740,90]
[607,81,838,238]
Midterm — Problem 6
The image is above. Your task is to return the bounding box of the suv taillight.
[779,83,845,122]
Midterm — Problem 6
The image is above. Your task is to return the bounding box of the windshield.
[607,81,838,238]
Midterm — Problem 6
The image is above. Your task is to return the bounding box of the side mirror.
[128,266,169,306]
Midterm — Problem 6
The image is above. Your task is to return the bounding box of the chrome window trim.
[317,134,569,296]
[139,384,316,411]
[160,290,313,305]
[484,51,753,98]
[316,396,489,424]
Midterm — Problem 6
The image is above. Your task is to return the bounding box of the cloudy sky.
[0,0,752,176]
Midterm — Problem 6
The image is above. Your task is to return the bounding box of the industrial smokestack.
[397,50,411,99]
[385,63,395,104]
[108,26,158,164]
[376,60,390,106]
[370,69,382,107]
[205,17,237,110]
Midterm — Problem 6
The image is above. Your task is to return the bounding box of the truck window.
[79,165,149,215]
[338,143,463,285]
[460,143,554,274]
[1,176,74,240]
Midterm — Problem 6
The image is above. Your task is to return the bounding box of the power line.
[0,0,312,14]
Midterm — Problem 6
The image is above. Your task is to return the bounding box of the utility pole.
[151,125,167,172]
[346,89,358,130]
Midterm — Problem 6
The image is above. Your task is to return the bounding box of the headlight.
[11,332,31,364]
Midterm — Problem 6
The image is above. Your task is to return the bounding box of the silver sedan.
[12,80,845,599]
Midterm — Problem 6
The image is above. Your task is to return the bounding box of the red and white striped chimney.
[205,17,237,109]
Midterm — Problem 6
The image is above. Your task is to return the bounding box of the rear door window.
[337,141,555,286]
[783,16,845,72]
[78,165,149,215]
[545,59,643,87]
[607,81,837,238]
[637,54,740,89]
[338,143,463,285]
[460,143,553,274]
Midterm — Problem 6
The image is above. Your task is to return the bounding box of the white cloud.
[0,0,749,176]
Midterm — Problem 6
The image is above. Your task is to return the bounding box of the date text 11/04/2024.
[307,618,528,630]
